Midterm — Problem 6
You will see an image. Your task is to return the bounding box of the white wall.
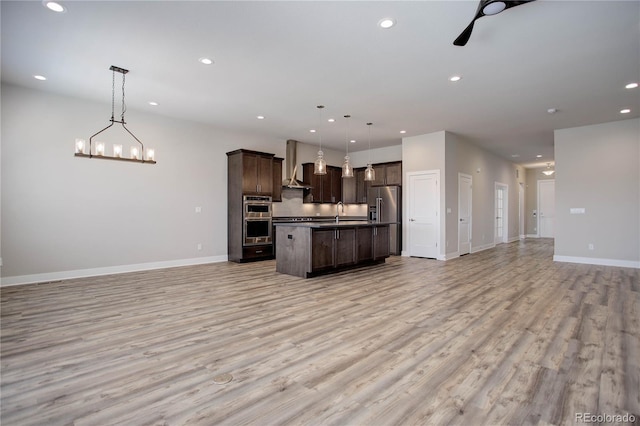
[554,118,640,267]
[0,84,292,284]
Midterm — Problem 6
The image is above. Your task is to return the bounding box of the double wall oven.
[243,195,272,246]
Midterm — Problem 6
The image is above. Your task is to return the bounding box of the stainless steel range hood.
[282,139,312,189]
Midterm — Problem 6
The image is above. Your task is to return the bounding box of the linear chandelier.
[75,65,156,164]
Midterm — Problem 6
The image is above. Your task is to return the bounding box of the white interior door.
[538,180,555,238]
[519,183,525,239]
[458,173,472,255]
[495,183,508,244]
[408,171,439,259]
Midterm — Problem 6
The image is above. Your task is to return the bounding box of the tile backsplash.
[273,188,367,217]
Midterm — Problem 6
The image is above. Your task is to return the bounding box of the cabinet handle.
[255,250,263,254]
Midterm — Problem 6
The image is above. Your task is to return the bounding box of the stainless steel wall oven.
[243,195,272,245]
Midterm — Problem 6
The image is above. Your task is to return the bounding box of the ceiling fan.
[453,0,536,46]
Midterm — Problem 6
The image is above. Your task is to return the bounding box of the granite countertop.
[274,220,398,228]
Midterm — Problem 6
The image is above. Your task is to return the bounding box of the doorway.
[407,170,440,259]
[495,183,508,244]
[458,173,472,255]
[538,180,555,238]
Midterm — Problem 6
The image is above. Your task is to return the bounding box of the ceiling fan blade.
[453,19,477,47]
[453,0,536,46]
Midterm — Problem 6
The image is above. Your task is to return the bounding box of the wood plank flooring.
[1,239,638,425]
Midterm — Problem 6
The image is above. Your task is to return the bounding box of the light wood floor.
[1,239,638,425]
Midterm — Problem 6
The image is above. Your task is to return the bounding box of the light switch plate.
[570,208,586,214]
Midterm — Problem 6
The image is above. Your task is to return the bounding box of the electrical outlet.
[588,243,594,250]
[197,243,202,251]
[195,206,202,213]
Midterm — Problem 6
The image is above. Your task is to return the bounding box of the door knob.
[410,218,415,222]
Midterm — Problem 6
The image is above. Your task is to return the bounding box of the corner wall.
[554,118,640,267]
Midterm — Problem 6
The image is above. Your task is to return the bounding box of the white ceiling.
[2,0,639,166]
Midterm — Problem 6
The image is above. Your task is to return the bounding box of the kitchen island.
[274,221,392,278]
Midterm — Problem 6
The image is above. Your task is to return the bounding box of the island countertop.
[274,220,398,229]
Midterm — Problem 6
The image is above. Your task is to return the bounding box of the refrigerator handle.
[377,197,382,222]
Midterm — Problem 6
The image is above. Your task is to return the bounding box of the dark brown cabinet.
[227,149,275,263]
[372,161,402,187]
[310,227,360,272]
[355,167,370,204]
[276,223,390,278]
[302,163,343,203]
[373,225,390,259]
[238,150,274,195]
[356,227,373,262]
[272,157,283,202]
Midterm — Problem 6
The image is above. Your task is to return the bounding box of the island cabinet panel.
[356,227,374,262]
[373,225,390,259]
[311,229,336,271]
[335,228,356,267]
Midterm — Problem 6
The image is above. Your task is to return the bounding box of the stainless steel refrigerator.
[368,185,401,255]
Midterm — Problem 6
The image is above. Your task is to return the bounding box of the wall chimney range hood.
[283,139,313,189]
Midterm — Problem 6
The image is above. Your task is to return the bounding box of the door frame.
[494,182,508,244]
[519,182,525,240]
[537,179,555,238]
[406,170,441,260]
[458,173,472,255]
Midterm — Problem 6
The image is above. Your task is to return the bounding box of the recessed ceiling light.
[511,154,520,158]
[148,101,158,106]
[198,57,213,65]
[309,129,316,133]
[399,130,407,134]
[547,108,558,114]
[34,75,47,81]
[620,108,631,114]
[327,118,335,123]
[449,75,462,82]
[256,115,265,120]
[378,18,396,29]
[350,139,356,144]
[43,1,66,13]
[625,82,638,89]
[536,154,543,158]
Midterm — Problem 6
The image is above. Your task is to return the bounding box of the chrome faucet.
[335,201,344,223]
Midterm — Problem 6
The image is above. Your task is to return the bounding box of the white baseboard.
[553,255,640,269]
[508,236,520,243]
[526,234,539,238]
[444,251,460,260]
[0,255,229,287]
[471,243,496,253]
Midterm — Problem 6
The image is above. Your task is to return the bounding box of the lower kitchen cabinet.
[373,225,390,259]
[276,223,390,278]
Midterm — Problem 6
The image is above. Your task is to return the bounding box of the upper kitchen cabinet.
[371,161,402,186]
[272,157,283,202]
[227,149,274,195]
[302,163,342,203]
[343,167,369,204]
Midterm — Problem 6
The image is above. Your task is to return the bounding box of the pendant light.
[313,105,327,175]
[364,122,375,181]
[342,115,354,178]
[75,65,155,164]
[542,162,555,176]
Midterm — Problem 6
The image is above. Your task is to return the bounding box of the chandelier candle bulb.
[96,142,105,156]
[130,146,140,160]
[146,148,155,162]
[113,144,123,158]
[75,138,86,154]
